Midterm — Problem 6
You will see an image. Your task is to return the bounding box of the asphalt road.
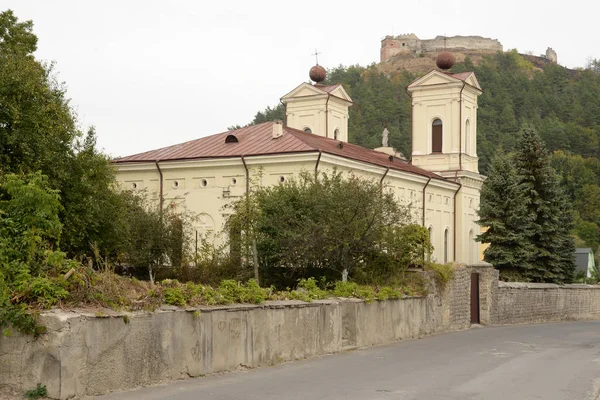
[97,321,600,400]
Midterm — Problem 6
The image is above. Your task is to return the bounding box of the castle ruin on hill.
[381,34,503,62]
[380,34,558,65]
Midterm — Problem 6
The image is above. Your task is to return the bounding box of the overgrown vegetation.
[424,263,455,291]
[159,277,424,307]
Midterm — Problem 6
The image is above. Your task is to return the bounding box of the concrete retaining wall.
[6,263,600,399]
[1,268,473,400]
[1,301,342,399]
[494,282,600,325]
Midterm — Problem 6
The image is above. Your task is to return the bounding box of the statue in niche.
[382,127,390,147]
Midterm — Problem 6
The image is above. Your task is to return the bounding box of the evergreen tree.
[513,126,576,282]
[477,153,536,281]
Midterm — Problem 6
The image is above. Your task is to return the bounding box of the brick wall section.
[494,282,600,324]
[447,265,471,330]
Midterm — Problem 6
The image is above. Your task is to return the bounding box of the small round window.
[303,127,312,133]
[231,178,238,186]
[200,179,208,188]
[172,181,179,189]
[279,176,286,183]
[131,182,137,190]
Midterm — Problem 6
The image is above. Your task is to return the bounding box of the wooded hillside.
[247,51,600,255]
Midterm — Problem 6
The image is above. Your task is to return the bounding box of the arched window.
[225,134,238,143]
[465,119,471,154]
[303,127,312,133]
[444,228,449,264]
[334,129,339,140]
[432,119,443,153]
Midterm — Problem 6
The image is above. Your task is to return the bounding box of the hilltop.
[377,49,564,76]
[245,49,600,255]
[378,33,560,75]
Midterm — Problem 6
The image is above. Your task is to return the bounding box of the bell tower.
[281,64,353,141]
[407,52,482,174]
[407,52,485,265]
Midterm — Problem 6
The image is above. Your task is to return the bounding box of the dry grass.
[56,267,162,311]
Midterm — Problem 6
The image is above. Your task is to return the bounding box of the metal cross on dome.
[312,49,322,65]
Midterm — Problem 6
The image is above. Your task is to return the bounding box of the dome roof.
[436,51,455,70]
[309,65,326,83]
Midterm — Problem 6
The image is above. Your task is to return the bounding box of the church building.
[114,52,484,264]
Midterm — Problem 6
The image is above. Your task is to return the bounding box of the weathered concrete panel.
[0,301,344,399]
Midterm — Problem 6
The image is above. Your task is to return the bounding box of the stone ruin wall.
[381,34,503,62]
[422,35,503,53]
[545,47,558,63]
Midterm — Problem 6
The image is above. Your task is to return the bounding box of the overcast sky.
[4,0,599,158]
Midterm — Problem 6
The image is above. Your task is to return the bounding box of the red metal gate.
[470,273,480,324]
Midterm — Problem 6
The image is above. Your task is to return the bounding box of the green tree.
[477,153,536,281]
[0,173,68,335]
[0,16,77,179]
[513,126,576,282]
[0,10,37,55]
[227,170,416,288]
[574,184,600,225]
[0,10,197,266]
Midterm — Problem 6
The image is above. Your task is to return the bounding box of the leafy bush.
[27,277,69,308]
[242,279,269,303]
[0,173,64,335]
[355,286,375,303]
[296,278,329,299]
[333,281,358,298]
[163,286,187,307]
[376,286,401,301]
[332,281,376,303]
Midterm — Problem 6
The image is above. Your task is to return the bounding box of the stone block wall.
[494,282,600,325]
[447,265,471,330]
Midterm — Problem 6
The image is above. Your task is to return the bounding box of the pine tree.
[513,126,576,283]
[476,153,536,281]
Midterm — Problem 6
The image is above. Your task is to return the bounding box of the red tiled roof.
[445,72,473,81]
[114,122,446,179]
[311,83,353,103]
[313,83,340,93]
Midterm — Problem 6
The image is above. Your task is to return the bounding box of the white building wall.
[115,153,462,262]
